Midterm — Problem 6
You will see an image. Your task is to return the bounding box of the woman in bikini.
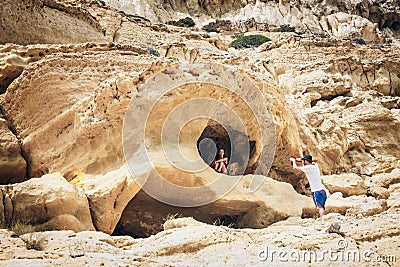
[212,148,228,174]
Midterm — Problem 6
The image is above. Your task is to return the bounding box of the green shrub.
[167,17,195,28]
[202,20,232,32]
[229,35,271,49]
[146,47,160,57]
[352,38,366,45]
[167,56,179,61]
[316,33,329,38]
[24,232,46,251]
[126,13,150,22]
[273,24,296,32]
[10,220,34,237]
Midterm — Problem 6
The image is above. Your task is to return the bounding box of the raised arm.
[290,158,302,171]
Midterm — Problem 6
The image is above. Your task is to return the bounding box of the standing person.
[212,148,228,174]
[290,155,327,217]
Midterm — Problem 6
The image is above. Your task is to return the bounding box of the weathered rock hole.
[197,120,257,175]
[113,191,256,238]
[310,92,350,107]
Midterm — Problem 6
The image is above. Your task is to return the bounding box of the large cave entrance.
[112,191,250,238]
[196,120,257,176]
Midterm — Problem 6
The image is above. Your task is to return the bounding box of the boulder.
[368,185,390,200]
[370,168,400,188]
[324,12,384,43]
[387,183,400,211]
[346,198,385,217]
[74,165,141,234]
[0,173,94,231]
[0,118,26,184]
[34,214,89,232]
[326,192,383,216]
[321,173,367,197]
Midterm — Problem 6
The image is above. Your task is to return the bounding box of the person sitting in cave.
[290,154,327,218]
[212,148,229,174]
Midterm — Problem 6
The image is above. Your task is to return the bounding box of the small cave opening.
[196,120,257,176]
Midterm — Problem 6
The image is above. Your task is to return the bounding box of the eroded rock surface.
[0,117,26,184]
[0,173,94,231]
[1,213,400,266]
[0,0,106,45]
[0,1,399,264]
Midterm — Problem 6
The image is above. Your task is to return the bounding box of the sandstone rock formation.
[0,40,309,234]
[0,0,106,45]
[117,175,313,237]
[0,173,94,231]
[0,117,26,184]
[74,165,141,234]
[325,192,385,216]
[0,43,162,178]
[322,173,367,197]
[0,0,399,265]
[106,0,399,41]
[1,213,400,266]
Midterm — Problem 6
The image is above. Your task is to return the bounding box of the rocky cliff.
[105,0,400,38]
[0,0,399,265]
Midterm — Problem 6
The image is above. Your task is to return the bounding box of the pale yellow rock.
[118,174,314,237]
[370,168,400,188]
[76,165,141,234]
[2,173,94,231]
[1,211,400,266]
[387,183,400,210]
[0,45,164,180]
[325,12,384,42]
[0,3,398,263]
[34,214,89,232]
[326,192,383,216]
[0,118,26,184]
[0,0,106,45]
[163,217,204,230]
[368,185,390,200]
[322,173,367,197]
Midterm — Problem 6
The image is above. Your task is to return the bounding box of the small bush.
[229,35,271,49]
[316,33,329,38]
[10,220,34,237]
[24,232,46,251]
[273,24,296,32]
[167,17,195,28]
[115,10,150,22]
[352,38,366,45]
[126,13,150,22]
[148,47,160,57]
[202,20,232,32]
[167,56,179,62]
